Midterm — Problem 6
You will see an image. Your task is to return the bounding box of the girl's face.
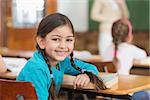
[37,25,75,65]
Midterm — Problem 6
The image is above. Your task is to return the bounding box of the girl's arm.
[118,0,130,18]
[64,57,99,76]
[63,58,106,89]
[91,0,109,22]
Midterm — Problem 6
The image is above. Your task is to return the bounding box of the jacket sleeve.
[63,58,99,76]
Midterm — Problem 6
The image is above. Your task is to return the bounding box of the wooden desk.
[1,71,149,99]
[85,55,150,75]
[0,47,33,59]
[85,55,150,68]
[82,55,116,72]
[62,73,150,99]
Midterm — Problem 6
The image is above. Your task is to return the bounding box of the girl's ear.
[36,36,46,49]
[127,34,133,43]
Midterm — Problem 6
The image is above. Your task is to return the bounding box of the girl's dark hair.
[112,19,132,66]
[36,13,74,38]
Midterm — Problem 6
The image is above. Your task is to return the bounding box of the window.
[12,0,44,28]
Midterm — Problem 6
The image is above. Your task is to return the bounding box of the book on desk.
[62,73,118,89]
[3,57,27,74]
[100,73,118,88]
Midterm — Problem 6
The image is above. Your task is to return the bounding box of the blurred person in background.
[91,0,129,55]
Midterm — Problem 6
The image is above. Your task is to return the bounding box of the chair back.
[0,79,38,100]
[87,61,116,73]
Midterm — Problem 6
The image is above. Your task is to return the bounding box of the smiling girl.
[17,13,106,100]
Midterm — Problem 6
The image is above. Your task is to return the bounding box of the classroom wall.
[89,0,149,32]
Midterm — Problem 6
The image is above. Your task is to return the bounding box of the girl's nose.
[58,40,67,49]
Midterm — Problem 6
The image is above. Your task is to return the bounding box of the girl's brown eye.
[66,39,73,42]
[52,38,60,41]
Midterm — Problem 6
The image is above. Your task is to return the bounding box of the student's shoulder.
[120,43,146,55]
[120,43,140,50]
[61,57,93,66]
[24,57,48,72]
[125,43,145,51]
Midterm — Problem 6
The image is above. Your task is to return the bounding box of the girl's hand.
[73,74,90,89]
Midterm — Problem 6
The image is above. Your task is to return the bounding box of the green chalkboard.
[89,0,149,32]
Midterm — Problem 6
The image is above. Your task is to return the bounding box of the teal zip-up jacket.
[16,51,99,100]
